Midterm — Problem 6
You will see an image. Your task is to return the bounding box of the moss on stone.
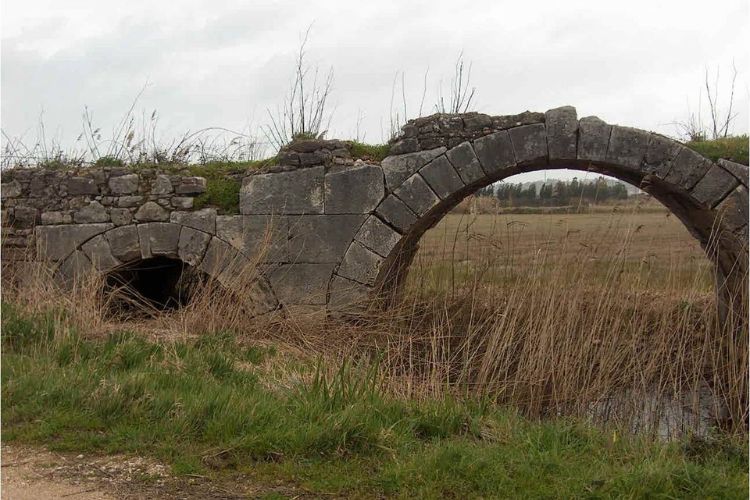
[687,135,748,166]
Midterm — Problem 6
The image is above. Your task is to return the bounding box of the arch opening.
[104,257,207,315]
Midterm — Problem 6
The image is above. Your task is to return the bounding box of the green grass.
[688,135,748,166]
[347,141,390,162]
[2,303,747,498]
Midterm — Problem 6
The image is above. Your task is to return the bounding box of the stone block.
[393,174,440,216]
[445,142,485,185]
[2,180,22,198]
[171,197,194,209]
[56,250,93,286]
[152,175,173,194]
[199,237,238,277]
[644,134,682,177]
[11,206,37,228]
[74,201,109,223]
[665,147,713,190]
[175,177,207,194]
[691,165,739,208]
[606,126,650,171]
[105,225,141,262]
[110,208,133,226]
[324,163,385,214]
[354,216,402,257]
[718,159,748,188]
[81,235,121,271]
[419,156,465,199]
[337,242,384,285]
[36,223,113,261]
[328,275,372,312]
[716,186,749,231]
[381,147,446,191]
[288,215,364,263]
[375,194,417,233]
[508,123,548,165]
[240,166,324,215]
[41,211,70,225]
[577,116,611,163]
[67,177,99,195]
[134,201,169,222]
[137,222,180,258]
[116,196,144,208]
[108,174,139,194]
[170,208,216,233]
[178,226,211,266]
[545,106,578,161]
[268,263,335,305]
[217,215,288,262]
[472,131,515,176]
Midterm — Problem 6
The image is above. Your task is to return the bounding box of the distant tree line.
[475,178,629,207]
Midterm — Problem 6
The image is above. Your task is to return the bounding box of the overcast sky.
[2,0,748,181]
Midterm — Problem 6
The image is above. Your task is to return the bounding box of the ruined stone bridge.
[2,106,747,316]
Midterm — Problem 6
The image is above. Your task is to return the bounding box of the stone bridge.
[2,106,747,317]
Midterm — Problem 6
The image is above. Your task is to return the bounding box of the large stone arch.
[48,221,280,317]
[331,107,748,314]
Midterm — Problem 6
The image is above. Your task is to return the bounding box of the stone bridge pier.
[2,106,747,318]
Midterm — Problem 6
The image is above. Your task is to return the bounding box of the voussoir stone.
[108,174,139,194]
[606,126,650,171]
[355,216,402,257]
[716,186,749,231]
[381,147,446,191]
[134,201,169,222]
[472,130,515,176]
[324,163,385,214]
[170,208,217,234]
[81,235,120,271]
[338,242,384,286]
[718,159,748,188]
[241,166,324,215]
[137,222,180,258]
[394,173,440,217]
[644,134,682,178]
[419,156,465,199]
[375,194,417,233]
[691,165,739,208]
[178,226,211,266]
[545,106,578,161]
[105,225,141,262]
[508,123,548,165]
[577,116,612,163]
[445,142,485,185]
[328,275,372,312]
[665,147,713,191]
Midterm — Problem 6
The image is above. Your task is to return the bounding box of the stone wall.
[2,106,747,317]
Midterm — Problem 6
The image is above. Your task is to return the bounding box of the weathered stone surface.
[199,237,239,276]
[74,201,109,223]
[338,242,383,285]
[178,227,211,266]
[445,142,485,184]
[381,147,446,191]
[217,214,288,262]
[324,164,385,214]
[170,208,217,233]
[241,167,324,215]
[606,126,649,171]
[137,222,180,258]
[110,208,133,226]
[577,116,611,163]
[389,138,419,155]
[354,216,402,257]
[718,159,748,188]
[41,211,71,225]
[105,225,141,262]
[419,156,465,199]
[394,174,440,216]
[171,197,194,209]
[2,180,22,198]
[11,206,37,228]
[691,165,739,208]
[472,131,515,176]
[152,175,173,195]
[81,235,120,271]
[56,250,93,285]
[108,174,139,194]
[328,275,372,311]
[375,194,417,233]
[134,201,169,222]
[175,177,206,194]
[665,147,713,190]
[116,196,144,208]
[67,177,99,195]
[36,223,113,261]
[545,106,578,161]
[268,263,335,305]
[716,186,749,231]
[288,215,364,263]
[508,123,547,165]
[644,134,682,177]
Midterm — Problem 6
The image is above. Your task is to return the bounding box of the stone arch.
[330,107,748,313]
[53,222,279,317]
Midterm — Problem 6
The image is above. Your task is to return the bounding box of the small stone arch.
[330,107,748,314]
[52,222,279,317]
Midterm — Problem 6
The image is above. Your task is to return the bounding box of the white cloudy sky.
[1,0,748,181]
